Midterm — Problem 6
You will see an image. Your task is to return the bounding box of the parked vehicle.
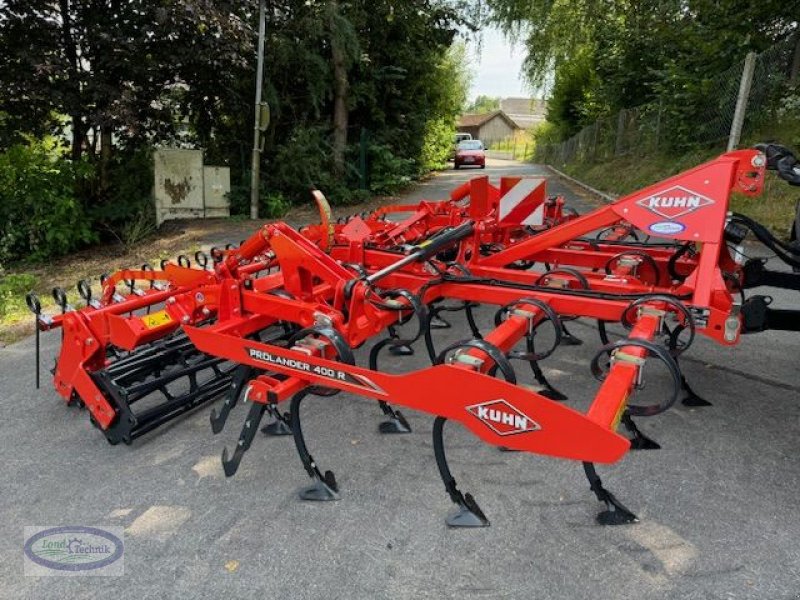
[450,132,473,160]
[454,139,486,169]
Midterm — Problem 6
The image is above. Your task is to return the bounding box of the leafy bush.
[90,148,156,247]
[418,118,455,173]
[367,143,414,195]
[227,179,290,219]
[0,272,36,318]
[0,140,95,265]
[267,126,341,202]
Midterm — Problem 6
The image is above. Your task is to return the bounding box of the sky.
[467,27,531,101]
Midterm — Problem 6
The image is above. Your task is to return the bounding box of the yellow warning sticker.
[141,310,173,330]
[611,393,629,430]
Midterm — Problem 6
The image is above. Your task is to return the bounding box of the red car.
[454,140,486,169]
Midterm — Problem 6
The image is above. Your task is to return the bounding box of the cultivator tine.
[620,411,661,450]
[368,324,413,433]
[464,303,482,338]
[433,338,518,515]
[51,287,70,314]
[559,322,583,345]
[289,390,339,501]
[260,404,293,436]
[194,251,210,270]
[77,279,101,309]
[582,462,638,525]
[388,344,414,356]
[526,338,567,401]
[210,365,253,434]
[221,399,268,477]
[433,417,489,527]
[429,313,451,329]
[680,374,712,406]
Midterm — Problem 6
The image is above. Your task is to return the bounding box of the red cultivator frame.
[28,143,800,527]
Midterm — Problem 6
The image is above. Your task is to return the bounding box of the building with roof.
[456,110,519,147]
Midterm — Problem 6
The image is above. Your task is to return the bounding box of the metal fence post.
[790,30,800,85]
[615,110,626,156]
[727,51,757,151]
[654,100,663,152]
[359,128,368,190]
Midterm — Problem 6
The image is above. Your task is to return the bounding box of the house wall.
[457,125,481,139]
[477,117,516,146]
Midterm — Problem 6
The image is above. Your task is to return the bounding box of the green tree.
[0,1,252,177]
[466,95,500,113]
[489,0,799,140]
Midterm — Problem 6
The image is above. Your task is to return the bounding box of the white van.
[451,132,473,160]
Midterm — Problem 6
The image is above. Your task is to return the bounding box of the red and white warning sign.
[498,178,546,226]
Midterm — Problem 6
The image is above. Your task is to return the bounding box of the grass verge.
[559,146,799,236]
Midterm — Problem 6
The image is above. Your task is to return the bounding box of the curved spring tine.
[77,279,92,303]
[177,255,191,269]
[210,246,224,263]
[122,277,136,294]
[26,292,42,316]
[525,336,567,401]
[141,263,156,289]
[194,250,209,269]
[582,462,638,525]
[289,390,339,501]
[368,338,412,434]
[210,365,253,434]
[430,338,519,526]
[51,287,68,314]
[221,400,267,477]
[433,417,489,527]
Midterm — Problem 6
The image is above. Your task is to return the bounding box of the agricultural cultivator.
[28,143,800,527]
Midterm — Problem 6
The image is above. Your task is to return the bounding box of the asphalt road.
[2,158,800,599]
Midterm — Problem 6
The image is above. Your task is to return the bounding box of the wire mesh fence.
[535,37,798,166]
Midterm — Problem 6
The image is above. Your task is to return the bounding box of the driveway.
[1,159,799,599]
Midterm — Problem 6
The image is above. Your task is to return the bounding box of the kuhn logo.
[466,399,541,436]
[636,185,714,220]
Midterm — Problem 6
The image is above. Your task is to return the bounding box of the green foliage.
[0,0,474,262]
[90,148,157,247]
[545,49,603,138]
[0,272,37,318]
[227,181,290,219]
[419,118,457,172]
[0,141,95,265]
[367,143,415,195]
[490,0,798,143]
[0,1,252,156]
[466,95,501,113]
